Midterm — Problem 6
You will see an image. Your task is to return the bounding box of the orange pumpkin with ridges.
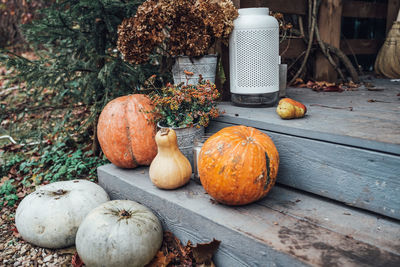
[198,125,279,205]
[97,94,157,168]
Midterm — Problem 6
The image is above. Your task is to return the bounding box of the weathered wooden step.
[209,83,400,220]
[98,164,400,267]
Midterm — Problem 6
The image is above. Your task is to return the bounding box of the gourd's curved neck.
[157,146,180,155]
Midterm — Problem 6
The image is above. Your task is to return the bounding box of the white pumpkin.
[76,200,163,267]
[15,179,109,248]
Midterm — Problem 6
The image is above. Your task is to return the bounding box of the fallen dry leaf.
[0,144,24,153]
[291,78,305,86]
[364,82,375,87]
[10,226,21,238]
[190,239,221,266]
[315,81,336,87]
[159,231,193,266]
[345,81,359,88]
[298,82,309,88]
[16,192,26,198]
[145,231,221,267]
[72,252,84,267]
[146,251,176,267]
[294,80,360,92]
[0,176,10,187]
[20,51,39,61]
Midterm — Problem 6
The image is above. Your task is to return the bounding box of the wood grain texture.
[232,0,240,8]
[207,81,400,219]
[207,120,400,220]
[386,0,400,34]
[280,38,306,59]
[98,165,306,267]
[220,43,231,101]
[240,1,386,60]
[315,0,343,82]
[240,0,307,15]
[281,38,382,58]
[342,1,387,19]
[98,164,400,266]
[258,185,400,256]
[340,39,383,55]
[216,83,400,154]
[240,0,388,18]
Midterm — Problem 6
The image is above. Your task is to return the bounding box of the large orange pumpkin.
[198,125,279,205]
[97,94,157,168]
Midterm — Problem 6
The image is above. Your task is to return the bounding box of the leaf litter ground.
[1,58,221,266]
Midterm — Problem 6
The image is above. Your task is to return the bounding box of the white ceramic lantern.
[229,8,279,106]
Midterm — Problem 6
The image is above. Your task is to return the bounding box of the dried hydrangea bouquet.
[117,0,238,83]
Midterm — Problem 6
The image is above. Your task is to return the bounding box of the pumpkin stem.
[247,137,254,143]
[160,128,170,136]
[119,210,131,218]
[53,189,67,196]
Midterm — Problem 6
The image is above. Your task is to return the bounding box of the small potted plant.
[147,74,221,168]
[117,0,238,84]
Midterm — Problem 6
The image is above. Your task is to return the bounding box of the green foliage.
[0,141,109,206]
[0,0,164,143]
[0,153,24,206]
[19,142,109,183]
[0,179,18,206]
[0,153,24,177]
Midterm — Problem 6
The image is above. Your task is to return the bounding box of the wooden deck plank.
[208,80,400,219]
[207,121,400,220]
[98,165,306,267]
[98,164,400,267]
[259,185,400,256]
[216,81,400,155]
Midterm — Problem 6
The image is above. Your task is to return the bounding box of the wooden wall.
[233,0,400,82]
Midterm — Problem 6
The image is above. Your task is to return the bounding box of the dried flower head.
[149,81,221,128]
[117,0,238,64]
[270,11,293,42]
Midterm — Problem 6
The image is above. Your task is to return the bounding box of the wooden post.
[220,44,231,101]
[240,0,307,14]
[219,0,240,100]
[314,0,343,82]
[386,0,400,34]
